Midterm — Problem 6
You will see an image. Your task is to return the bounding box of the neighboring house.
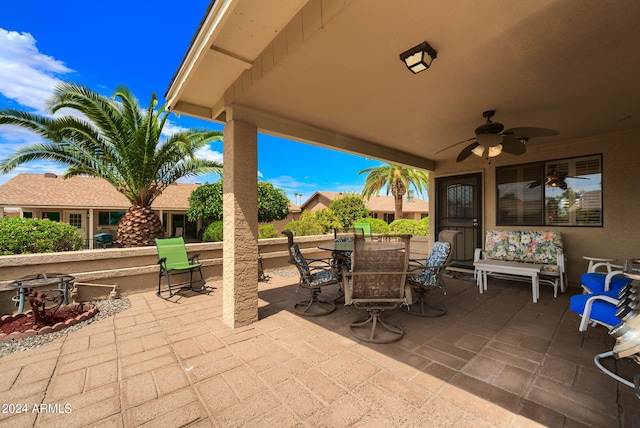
[269,201,301,233]
[0,173,204,248]
[300,191,428,223]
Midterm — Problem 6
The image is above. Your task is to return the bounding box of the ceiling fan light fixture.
[399,41,437,74]
[471,145,486,157]
[476,133,502,147]
[488,144,503,157]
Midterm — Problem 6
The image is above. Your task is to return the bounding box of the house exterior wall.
[430,128,640,287]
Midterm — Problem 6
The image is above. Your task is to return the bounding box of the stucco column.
[222,119,259,328]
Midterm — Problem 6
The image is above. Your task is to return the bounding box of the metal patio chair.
[155,237,205,298]
[282,230,339,316]
[401,241,451,317]
[344,234,410,343]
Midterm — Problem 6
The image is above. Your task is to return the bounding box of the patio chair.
[353,222,372,240]
[401,241,451,317]
[581,256,633,294]
[570,289,622,331]
[343,234,410,343]
[331,227,364,279]
[282,230,338,316]
[155,237,205,298]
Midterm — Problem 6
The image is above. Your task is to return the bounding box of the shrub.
[282,219,324,236]
[0,217,84,255]
[258,224,278,239]
[329,194,369,227]
[202,221,224,242]
[388,218,428,236]
[353,217,390,234]
[420,216,429,231]
[314,208,342,233]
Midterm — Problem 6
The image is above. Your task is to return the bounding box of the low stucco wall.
[0,233,430,315]
[0,234,336,316]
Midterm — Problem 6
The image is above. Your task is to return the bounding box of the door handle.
[472,218,479,227]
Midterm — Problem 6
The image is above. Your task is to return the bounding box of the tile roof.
[0,173,200,210]
[301,191,428,213]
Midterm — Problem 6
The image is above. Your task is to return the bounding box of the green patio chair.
[155,237,205,298]
[353,222,372,241]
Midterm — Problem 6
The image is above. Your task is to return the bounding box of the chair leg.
[350,309,404,344]
[157,272,174,299]
[400,287,446,317]
[293,288,336,316]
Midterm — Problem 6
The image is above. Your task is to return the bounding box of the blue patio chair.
[282,230,338,316]
[570,289,622,332]
[401,241,451,317]
[580,257,632,294]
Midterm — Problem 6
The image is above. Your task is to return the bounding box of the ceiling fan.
[528,167,589,190]
[437,110,559,162]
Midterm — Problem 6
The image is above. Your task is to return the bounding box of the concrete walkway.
[0,272,638,427]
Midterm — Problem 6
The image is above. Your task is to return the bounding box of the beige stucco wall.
[430,128,640,287]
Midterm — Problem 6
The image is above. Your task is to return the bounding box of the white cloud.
[194,145,223,163]
[0,28,73,112]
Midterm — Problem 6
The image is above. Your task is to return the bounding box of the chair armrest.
[188,253,201,263]
[591,261,624,273]
[474,248,484,262]
[604,270,625,291]
[407,261,453,273]
[307,257,333,267]
[157,257,168,272]
[583,256,618,273]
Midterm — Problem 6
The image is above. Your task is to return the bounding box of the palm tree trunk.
[394,195,403,220]
[115,205,164,247]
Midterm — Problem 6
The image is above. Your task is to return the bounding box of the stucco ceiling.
[166,0,640,169]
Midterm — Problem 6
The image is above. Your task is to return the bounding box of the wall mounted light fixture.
[399,41,438,73]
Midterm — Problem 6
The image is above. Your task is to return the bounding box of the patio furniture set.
[474,230,566,303]
[282,228,453,344]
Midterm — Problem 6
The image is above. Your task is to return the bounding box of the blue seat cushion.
[580,272,632,293]
[569,289,621,327]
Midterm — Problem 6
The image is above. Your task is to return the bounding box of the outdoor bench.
[474,230,566,300]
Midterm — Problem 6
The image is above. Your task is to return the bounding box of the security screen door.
[435,173,482,269]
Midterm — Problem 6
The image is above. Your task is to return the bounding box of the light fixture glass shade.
[488,144,503,157]
[471,145,485,157]
[399,41,437,74]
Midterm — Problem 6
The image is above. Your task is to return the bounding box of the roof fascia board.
[228,104,435,171]
[166,0,239,110]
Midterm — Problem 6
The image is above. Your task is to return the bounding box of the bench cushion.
[485,230,562,266]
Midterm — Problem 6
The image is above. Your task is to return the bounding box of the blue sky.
[0,1,391,206]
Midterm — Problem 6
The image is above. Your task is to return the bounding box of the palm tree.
[0,83,223,247]
[359,163,429,221]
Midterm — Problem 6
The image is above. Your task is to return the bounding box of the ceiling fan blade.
[500,135,526,155]
[456,142,479,162]
[503,127,559,138]
[435,136,477,154]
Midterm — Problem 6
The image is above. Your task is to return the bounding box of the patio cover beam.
[228,104,436,171]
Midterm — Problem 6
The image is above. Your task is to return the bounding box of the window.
[68,213,83,228]
[98,211,126,225]
[42,212,60,221]
[23,212,33,218]
[496,154,602,227]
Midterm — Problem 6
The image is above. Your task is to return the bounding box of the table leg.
[531,274,539,303]
[477,268,483,294]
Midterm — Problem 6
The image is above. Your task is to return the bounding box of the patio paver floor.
[0,272,638,427]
